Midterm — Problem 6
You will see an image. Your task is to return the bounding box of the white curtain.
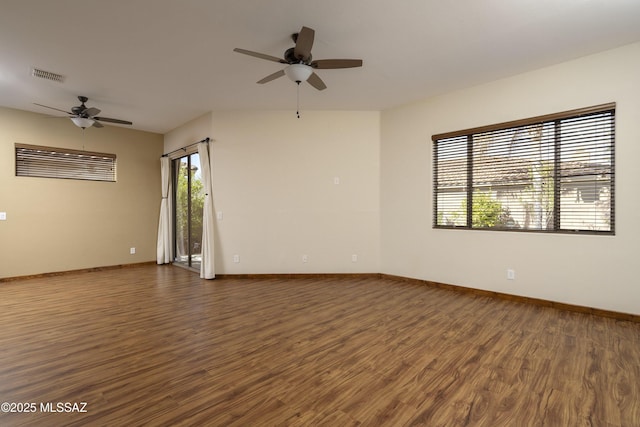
[156,156,172,264]
[198,141,216,279]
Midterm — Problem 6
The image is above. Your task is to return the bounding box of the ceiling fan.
[34,96,133,129]
[233,26,363,91]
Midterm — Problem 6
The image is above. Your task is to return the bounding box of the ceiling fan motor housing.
[284,47,311,64]
[72,96,89,116]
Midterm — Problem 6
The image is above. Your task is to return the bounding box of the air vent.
[32,68,65,83]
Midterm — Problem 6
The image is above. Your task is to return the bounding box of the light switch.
[0,212,6,221]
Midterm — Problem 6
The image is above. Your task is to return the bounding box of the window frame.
[15,143,117,182]
[432,103,615,235]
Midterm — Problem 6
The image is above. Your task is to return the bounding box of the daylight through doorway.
[173,153,203,270]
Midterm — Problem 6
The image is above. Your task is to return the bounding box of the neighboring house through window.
[432,103,615,234]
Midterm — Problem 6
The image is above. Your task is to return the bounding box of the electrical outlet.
[507,269,515,280]
[0,212,6,221]
[302,254,309,263]
[233,254,240,263]
[334,176,340,185]
[130,247,136,255]
[352,254,358,262]
[217,211,223,220]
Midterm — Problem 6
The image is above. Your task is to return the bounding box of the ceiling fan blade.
[311,59,363,69]
[257,69,286,84]
[233,48,286,63]
[307,72,327,91]
[294,26,315,61]
[91,120,104,128]
[34,103,72,115]
[84,107,101,117]
[94,116,133,125]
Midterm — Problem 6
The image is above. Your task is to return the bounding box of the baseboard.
[3,265,637,323]
[217,271,639,322]
[379,273,640,323]
[215,272,381,280]
[0,261,158,283]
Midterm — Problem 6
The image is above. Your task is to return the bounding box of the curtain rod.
[162,137,210,157]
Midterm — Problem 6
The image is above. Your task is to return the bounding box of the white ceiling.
[1,0,640,134]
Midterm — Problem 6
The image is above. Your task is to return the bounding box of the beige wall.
[0,107,163,278]
[165,110,381,274]
[380,42,640,315]
[164,112,212,154]
[10,41,633,314]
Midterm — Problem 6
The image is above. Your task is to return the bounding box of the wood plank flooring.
[0,265,638,426]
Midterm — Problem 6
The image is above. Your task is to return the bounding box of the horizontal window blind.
[433,104,615,234]
[15,144,116,182]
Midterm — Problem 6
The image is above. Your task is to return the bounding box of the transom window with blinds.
[15,143,116,182]
[432,103,615,234]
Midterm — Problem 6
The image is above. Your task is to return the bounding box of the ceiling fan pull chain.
[296,81,301,119]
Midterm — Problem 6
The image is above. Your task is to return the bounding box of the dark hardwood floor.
[0,265,638,426]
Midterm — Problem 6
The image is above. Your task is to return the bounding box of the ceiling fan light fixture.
[284,64,313,83]
[71,117,95,129]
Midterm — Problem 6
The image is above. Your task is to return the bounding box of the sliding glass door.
[173,153,203,270]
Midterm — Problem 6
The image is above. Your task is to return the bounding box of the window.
[15,143,116,182]
[433,103,615,234]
